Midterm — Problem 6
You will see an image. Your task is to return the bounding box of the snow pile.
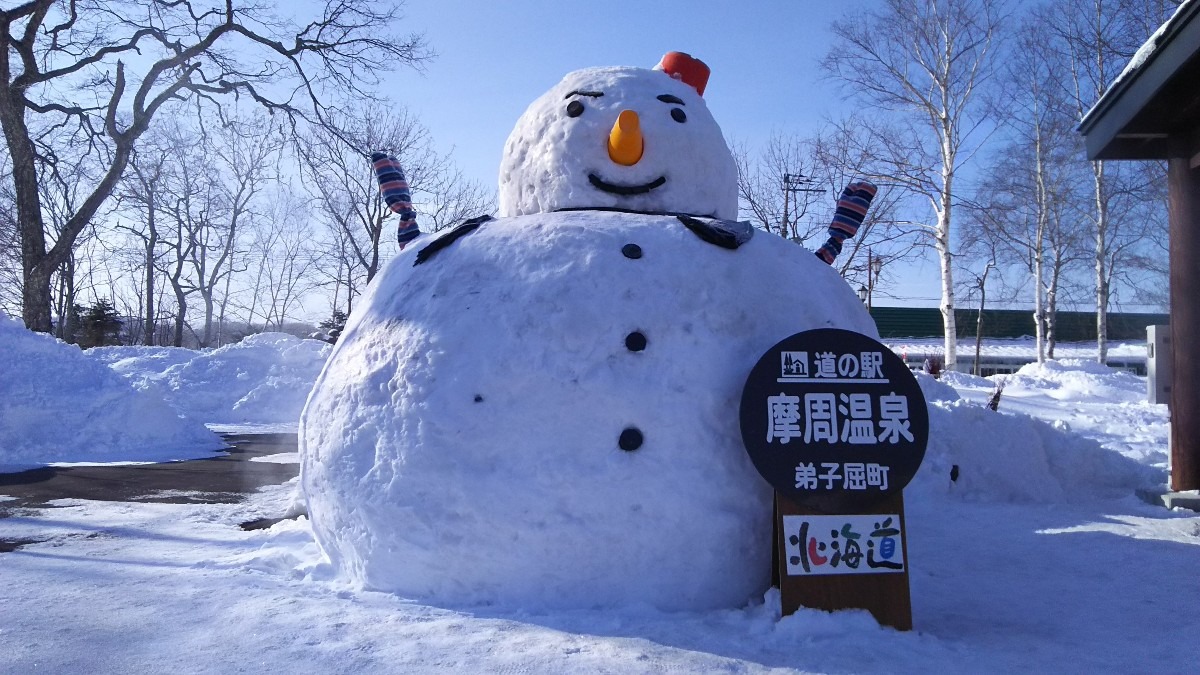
[302,211,876,612]
[915,371,1152,504]
[98,333,331,425]
[0,313,223,471]
[914,371,961,403]
[89,345,199,383]
[914,360,1160,503]
[912,399,1156,504]
[939,370,994,391]
[998,358,1147,403]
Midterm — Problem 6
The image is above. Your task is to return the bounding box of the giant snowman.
[300,52,877,611]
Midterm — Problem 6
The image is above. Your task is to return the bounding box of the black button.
[625,331,647,352]
[619,427,644,451]
[621,244,642,259]
[566,100,585,118]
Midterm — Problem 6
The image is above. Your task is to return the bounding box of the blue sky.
[392,0,853,190]
[385,0,949,305]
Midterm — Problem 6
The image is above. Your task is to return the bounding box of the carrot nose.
[607,110,643,166]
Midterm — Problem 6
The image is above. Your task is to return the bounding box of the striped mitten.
[371,152,420,248]
[815,180,877,265]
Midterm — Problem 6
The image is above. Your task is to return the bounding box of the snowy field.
[1,318,1198,672]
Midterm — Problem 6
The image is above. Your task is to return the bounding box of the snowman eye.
[657,95,687,123]
[566,100,585,118]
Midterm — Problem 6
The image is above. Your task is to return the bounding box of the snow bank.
[911,399,1156,504]
[0,313,224,471]
[997,358,1146,404]
[914,360,1159,504]
[89,344,197,378]
[96,333,331,425]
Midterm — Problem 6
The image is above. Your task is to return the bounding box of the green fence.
[869,307,1167,341]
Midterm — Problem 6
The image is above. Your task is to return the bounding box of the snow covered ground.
[2,326,1198,672]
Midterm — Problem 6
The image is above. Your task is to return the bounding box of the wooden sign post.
[774,492,912,630]
[741,328,928,631]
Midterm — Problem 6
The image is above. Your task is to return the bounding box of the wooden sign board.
[774,491,912,631]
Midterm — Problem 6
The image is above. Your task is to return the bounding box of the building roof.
[1078,0,1200,160]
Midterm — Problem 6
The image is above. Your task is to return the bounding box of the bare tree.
[0,179,19,315]
[0,0,428,333]
[1115,161,1170,311]
[297,104,492,312]
[967,16,1089,362]
[807,118,919,290]
[157,136,206,347]
[117,139,171,345]
[413,160,494,233]
[245,187,321,331]
[298,106,436,290]
[735,134,826,242]
[823,0,1008,372]
[736,121,917,301]
[1041,185,1093,358]
[190,113,282,346]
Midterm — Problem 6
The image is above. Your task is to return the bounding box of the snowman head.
[498,53,738,220]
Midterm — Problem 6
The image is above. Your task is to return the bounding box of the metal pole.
[867,249,874,311]
[782,177,791,239]
[782,173,826,241]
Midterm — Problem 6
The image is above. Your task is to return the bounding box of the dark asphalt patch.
[0,433,300,524]
[240,506,309,531]
[0,537,45,552]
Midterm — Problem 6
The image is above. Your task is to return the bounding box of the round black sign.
[739,328,928,511]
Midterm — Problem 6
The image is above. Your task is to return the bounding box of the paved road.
[0,433,301,538]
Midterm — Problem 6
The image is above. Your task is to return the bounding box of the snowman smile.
[587,173,666,196]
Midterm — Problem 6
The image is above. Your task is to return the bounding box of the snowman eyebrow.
[564,90,604,99]
[657,94,685,105]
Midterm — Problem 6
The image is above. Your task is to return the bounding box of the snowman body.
[300,58,877,611]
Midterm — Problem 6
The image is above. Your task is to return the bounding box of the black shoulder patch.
[677,215,754,250]
[414,215,494,266]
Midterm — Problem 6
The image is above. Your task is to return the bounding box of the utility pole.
[781,173,825,241]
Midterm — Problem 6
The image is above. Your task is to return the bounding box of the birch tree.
[975,17,1083,362]
[823,0,1007,372]
[0,0,428,333]
[1047,0,1176,363]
